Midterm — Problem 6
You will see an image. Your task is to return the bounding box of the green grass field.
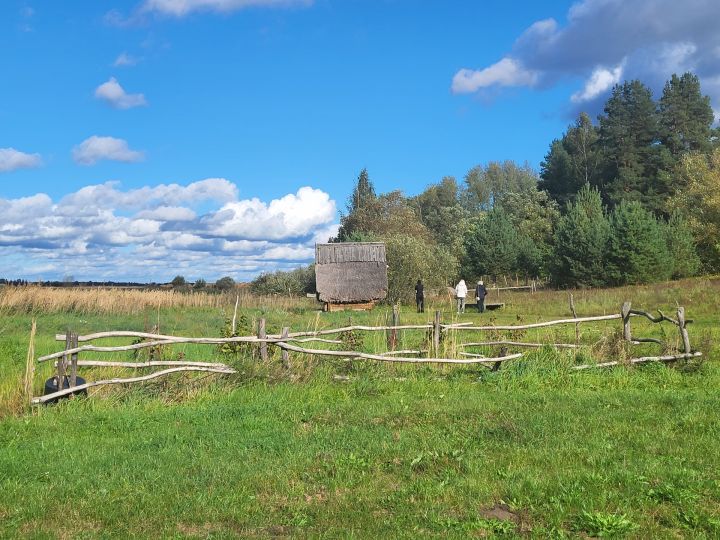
[0,279,719,538]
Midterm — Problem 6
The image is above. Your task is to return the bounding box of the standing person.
[475,280,488,313]
[415,279,425,313]
[455,279,467,313]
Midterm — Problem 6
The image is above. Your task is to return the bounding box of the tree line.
[252,72,719,301]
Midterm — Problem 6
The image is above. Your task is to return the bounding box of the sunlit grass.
[0,277,718,536]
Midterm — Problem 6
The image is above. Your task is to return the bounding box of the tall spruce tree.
[598,80,667,213]
[551,184,611,287]
[540,112,603,206]
[664,210,700,279]
[659,73,715,159]
[336,168,378,241]
[462,208,519,280]
[606,201,671,285]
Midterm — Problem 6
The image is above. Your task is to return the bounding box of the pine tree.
[659,73,715,159]
[462,208,518,280]
[540,113,602,206]
[336,168,378,241]
[598,80,667,213]
[606,201,671,285]
[349,168,376,213]
[664,211,700,279]
[551,184,611,287]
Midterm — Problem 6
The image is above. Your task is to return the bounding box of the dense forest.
[252,72,720,301]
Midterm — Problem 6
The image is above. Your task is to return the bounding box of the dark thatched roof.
[315,243,388,303]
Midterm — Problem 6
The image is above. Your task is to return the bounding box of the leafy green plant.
[218,314,252,357]
[572,510,637,537]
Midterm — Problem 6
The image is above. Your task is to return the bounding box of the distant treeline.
[253,71,720,302]
[0,279,153,287]
[0,276,238,291]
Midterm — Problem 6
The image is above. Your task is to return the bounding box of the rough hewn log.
[258,318,267,361]
[69,332,79,387]
[572,352,702,370]
[31,366,237,405]
[280,327,290,369]
[631,337,665,346]
[56,326,434,342]
[443,313,622,332]
[274,341,523,365]
[570,292,579,347]
[388,305,399,351]
[677,307,691,353]
[56,360,232,369]
[458,341,580,349]
[378,350,427,356]
[622,302,632,342]
[231,294,240,335]
[57,332,70,390]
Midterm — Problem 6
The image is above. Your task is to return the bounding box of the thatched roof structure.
[315,242,388,303]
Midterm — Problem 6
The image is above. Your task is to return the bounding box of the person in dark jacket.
[415,279,424,313]
[475,280,488,313]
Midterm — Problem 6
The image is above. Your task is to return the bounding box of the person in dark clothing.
[415,279,425,313]
[475,280,488,313]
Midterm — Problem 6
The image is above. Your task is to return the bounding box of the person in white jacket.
[455,279,468,313]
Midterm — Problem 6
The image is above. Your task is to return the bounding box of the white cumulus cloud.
[141,0,312,17]
[0,181,337,282]
[452,58,539,94]
[203,186,336,241]
[72,136,145,166]
[95,77,147,109]
[571,63,625,103]
[0,148,42,173]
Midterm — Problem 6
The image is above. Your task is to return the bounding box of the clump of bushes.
[250,265,316,296]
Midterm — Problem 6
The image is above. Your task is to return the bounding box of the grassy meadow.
[0,279,719,538]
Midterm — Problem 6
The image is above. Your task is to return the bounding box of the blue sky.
[2,0,719,282]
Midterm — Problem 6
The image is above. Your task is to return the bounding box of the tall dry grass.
[0,286,316,315]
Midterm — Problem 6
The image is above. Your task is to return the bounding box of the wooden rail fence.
[29,301,702,404]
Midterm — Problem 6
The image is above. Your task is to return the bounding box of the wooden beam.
[572,352,702,371]
[274,341,522,365]
[458,341,580,349]
[442,313,622,332]
[56,360,232,369]
[32,366,237,405]
[280,327,290,369]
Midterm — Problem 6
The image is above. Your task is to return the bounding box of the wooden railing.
[29,302,702,404]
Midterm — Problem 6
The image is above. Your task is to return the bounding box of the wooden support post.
[493,347,508,371]
[258,318,268,361]
[570,293,579,348]
[388,305,399,351]
[69,332,79,387]
[58,331,70,391]
[677,307,691,353]
[280,327,290,369]
[433,310,441,353]
[621,302,632,342]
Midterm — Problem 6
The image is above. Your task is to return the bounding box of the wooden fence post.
[621,302,632,342]
[57,331,70,391]
[280,327,290,369]
[569,292,579,350]
[388,305,399,351]
[677,307,691,353]
[69,332,79,387]
[433,310,441,353]
[258,318,268,361]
